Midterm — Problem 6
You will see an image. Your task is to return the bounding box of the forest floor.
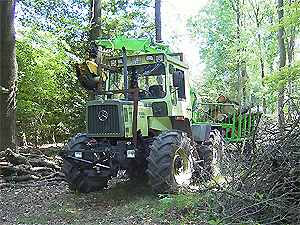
[1,177,173,224]
[0,173,192,225]
[0,145,197,225]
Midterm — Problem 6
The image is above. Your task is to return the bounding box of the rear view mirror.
[173,71,183,87]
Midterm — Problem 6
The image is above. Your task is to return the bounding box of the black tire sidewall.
[146,130,193,194]
[62,133,109,193]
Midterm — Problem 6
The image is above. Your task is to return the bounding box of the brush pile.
[193,97,300,224]
[0,146,64,188]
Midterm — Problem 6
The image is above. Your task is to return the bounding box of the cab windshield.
[109,63,166,99]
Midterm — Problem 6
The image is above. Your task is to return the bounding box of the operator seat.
[149,85,165,98]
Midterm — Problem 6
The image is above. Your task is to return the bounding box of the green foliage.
[188,0,300,115]
[16,0,90,56]
[157,192,224,224]
[252,190,264,200]
[16,30,86,145]
[279,2,300,38]
[101,0,154,39]
[188,0,240,100]
[264,61,300,93]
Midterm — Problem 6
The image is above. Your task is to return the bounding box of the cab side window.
[177,69,185,99]
[169,64,177,105]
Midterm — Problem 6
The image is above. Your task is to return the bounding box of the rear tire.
[61,133,109,193]
[146,130,193,194]
[126,136,153,180]
[193,129,223,182]
[126,159,148,180]
[193,144,213,181]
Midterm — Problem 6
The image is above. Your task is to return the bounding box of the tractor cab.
[75,37,193,140]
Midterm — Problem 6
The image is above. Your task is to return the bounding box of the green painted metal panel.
[95,36,172,54]
[86,99,125,138]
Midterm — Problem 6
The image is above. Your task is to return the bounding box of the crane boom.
[95,35,171,54]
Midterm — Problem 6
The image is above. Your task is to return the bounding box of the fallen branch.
[5,148,60,170]
[5,148,31,166]
[41,171,64,180]
[0,165,41,177]
[2,174,40,182]
[0,183,14,189]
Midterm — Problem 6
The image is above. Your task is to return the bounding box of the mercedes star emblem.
[98,110,108,122]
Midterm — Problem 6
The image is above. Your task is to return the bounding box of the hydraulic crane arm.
[95,35,172,54]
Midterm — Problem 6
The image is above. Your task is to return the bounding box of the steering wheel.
[139,89,154,99]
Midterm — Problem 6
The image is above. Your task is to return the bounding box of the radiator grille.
[87,105,122,136]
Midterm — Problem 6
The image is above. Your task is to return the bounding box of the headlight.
[110,59,117,67]
[127,150,135,158]
[75,152,83,158]
[145,55,154,61]
[131,57,142,65]
[155,54,164,62]
[117,58,123,64]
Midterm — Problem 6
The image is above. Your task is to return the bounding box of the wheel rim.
[173,149,189,185]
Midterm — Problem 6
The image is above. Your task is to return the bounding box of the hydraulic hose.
[97,39,115,54]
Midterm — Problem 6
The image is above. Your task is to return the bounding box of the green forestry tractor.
[60,36,260,193]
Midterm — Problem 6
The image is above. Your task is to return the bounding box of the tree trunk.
[0,0,17,151]
[89,0,103,84]
[287,0,296,121]
[235,0,245,115]
[155,0,162,42]
[277,0,286,130]
[241,60,249,106]
[251,1,267,114]
[260,58,267,114]
[89,0,102,41]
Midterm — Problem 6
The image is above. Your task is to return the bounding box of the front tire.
[61,133,109,193]
[146,130,193,194]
